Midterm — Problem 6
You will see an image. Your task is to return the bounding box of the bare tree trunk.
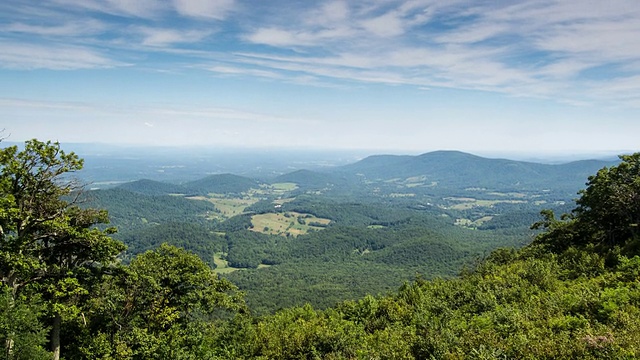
[4,283,17,360]
[51,313,61,360]
[5,337,14,360]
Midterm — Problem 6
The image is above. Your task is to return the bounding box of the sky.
[1,0,640,156]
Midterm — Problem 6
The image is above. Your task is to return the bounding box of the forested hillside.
[2,140,639,359]
[335,150,616,192]
[78,150,612,313]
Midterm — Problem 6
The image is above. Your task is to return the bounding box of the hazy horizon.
[1,140,627,165]
[2,1,639,154]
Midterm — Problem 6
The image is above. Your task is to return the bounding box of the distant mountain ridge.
[333,150,618,191]
[185,173,260,194]
[117,173,261,195]
[118,179,187,196]
[115,151,620,195]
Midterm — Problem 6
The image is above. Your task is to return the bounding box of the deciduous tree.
[0,139,124,360]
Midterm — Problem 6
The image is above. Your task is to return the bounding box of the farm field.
[250,212,331,237]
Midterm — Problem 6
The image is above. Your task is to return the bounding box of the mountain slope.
[184,173,261,194]
[272,169,351,190]
[334,150,617,191]
[117,179,187,195]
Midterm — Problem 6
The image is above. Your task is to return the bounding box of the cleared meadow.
[250,212,331,237]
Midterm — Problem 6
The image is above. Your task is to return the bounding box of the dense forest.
[2,139,640,359]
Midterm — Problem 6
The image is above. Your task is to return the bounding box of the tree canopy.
[3,140,640,359]
[0,139,125,360]
[533,153,640,256]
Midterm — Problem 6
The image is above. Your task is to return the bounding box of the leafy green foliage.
[216,249,640,359]
[575,153,640,249]
[534,153,640,257]
[0,288,50,360]
[0,139,125,360]
[3,141,640,359]
[65,244,245,359]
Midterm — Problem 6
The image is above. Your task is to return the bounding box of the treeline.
[117,173,260,196]
[118,222,226,267]
[89,181,533,313]
[85,188,217,230]
[4,140,639,359]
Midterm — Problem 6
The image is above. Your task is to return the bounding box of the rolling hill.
[117,179,188,195]
[115,173,262,196]
[183,173,261,195]
[333,150,617,191]
[272,169,349,190]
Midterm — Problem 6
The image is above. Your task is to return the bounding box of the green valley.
[3,140,637,359]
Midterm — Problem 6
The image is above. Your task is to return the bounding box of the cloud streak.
[0,41,122,70]
[1,0,640,107]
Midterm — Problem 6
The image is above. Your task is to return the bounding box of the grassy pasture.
[444,197,527,210]
[273,197,296,205]
[212,252,243,274]
[455,215,494,228]
[387,193,416,198]
[487,192,529,198]
[188,194,261,219]
[270,182,299,191]
[250,212,331,237]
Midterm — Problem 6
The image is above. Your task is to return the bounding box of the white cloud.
[234,0,640,107]
[318,0,350,22]
[0,41,122,70]
[3,19,107,37]
[3,0,640,109]
[205,65,283,79]
[136,27,213,46]
[359,11,405,37]
[245,28,305,47]
[52,0,165,18]
[433,23,508,44]
[173,0,235,19]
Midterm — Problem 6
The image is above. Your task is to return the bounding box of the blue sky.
[1,0,639,155]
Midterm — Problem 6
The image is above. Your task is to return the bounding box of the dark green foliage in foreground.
[223,214,526,314]
[4,141,640,359]
[217,250,640,359]
[533,153,640,255]
[0,140,125,360]
[63,244,246,360]
[209,154,640,359]
[0,289,49,360]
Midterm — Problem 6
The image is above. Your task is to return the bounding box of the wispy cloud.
[3,19,107,37]
[2,0,640,107]
[51,0,165,19]
[173,0,235,20]
[234,1,640,106]
[135,26,213,46]
[0,97,306,126]
[0,41,122,70]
